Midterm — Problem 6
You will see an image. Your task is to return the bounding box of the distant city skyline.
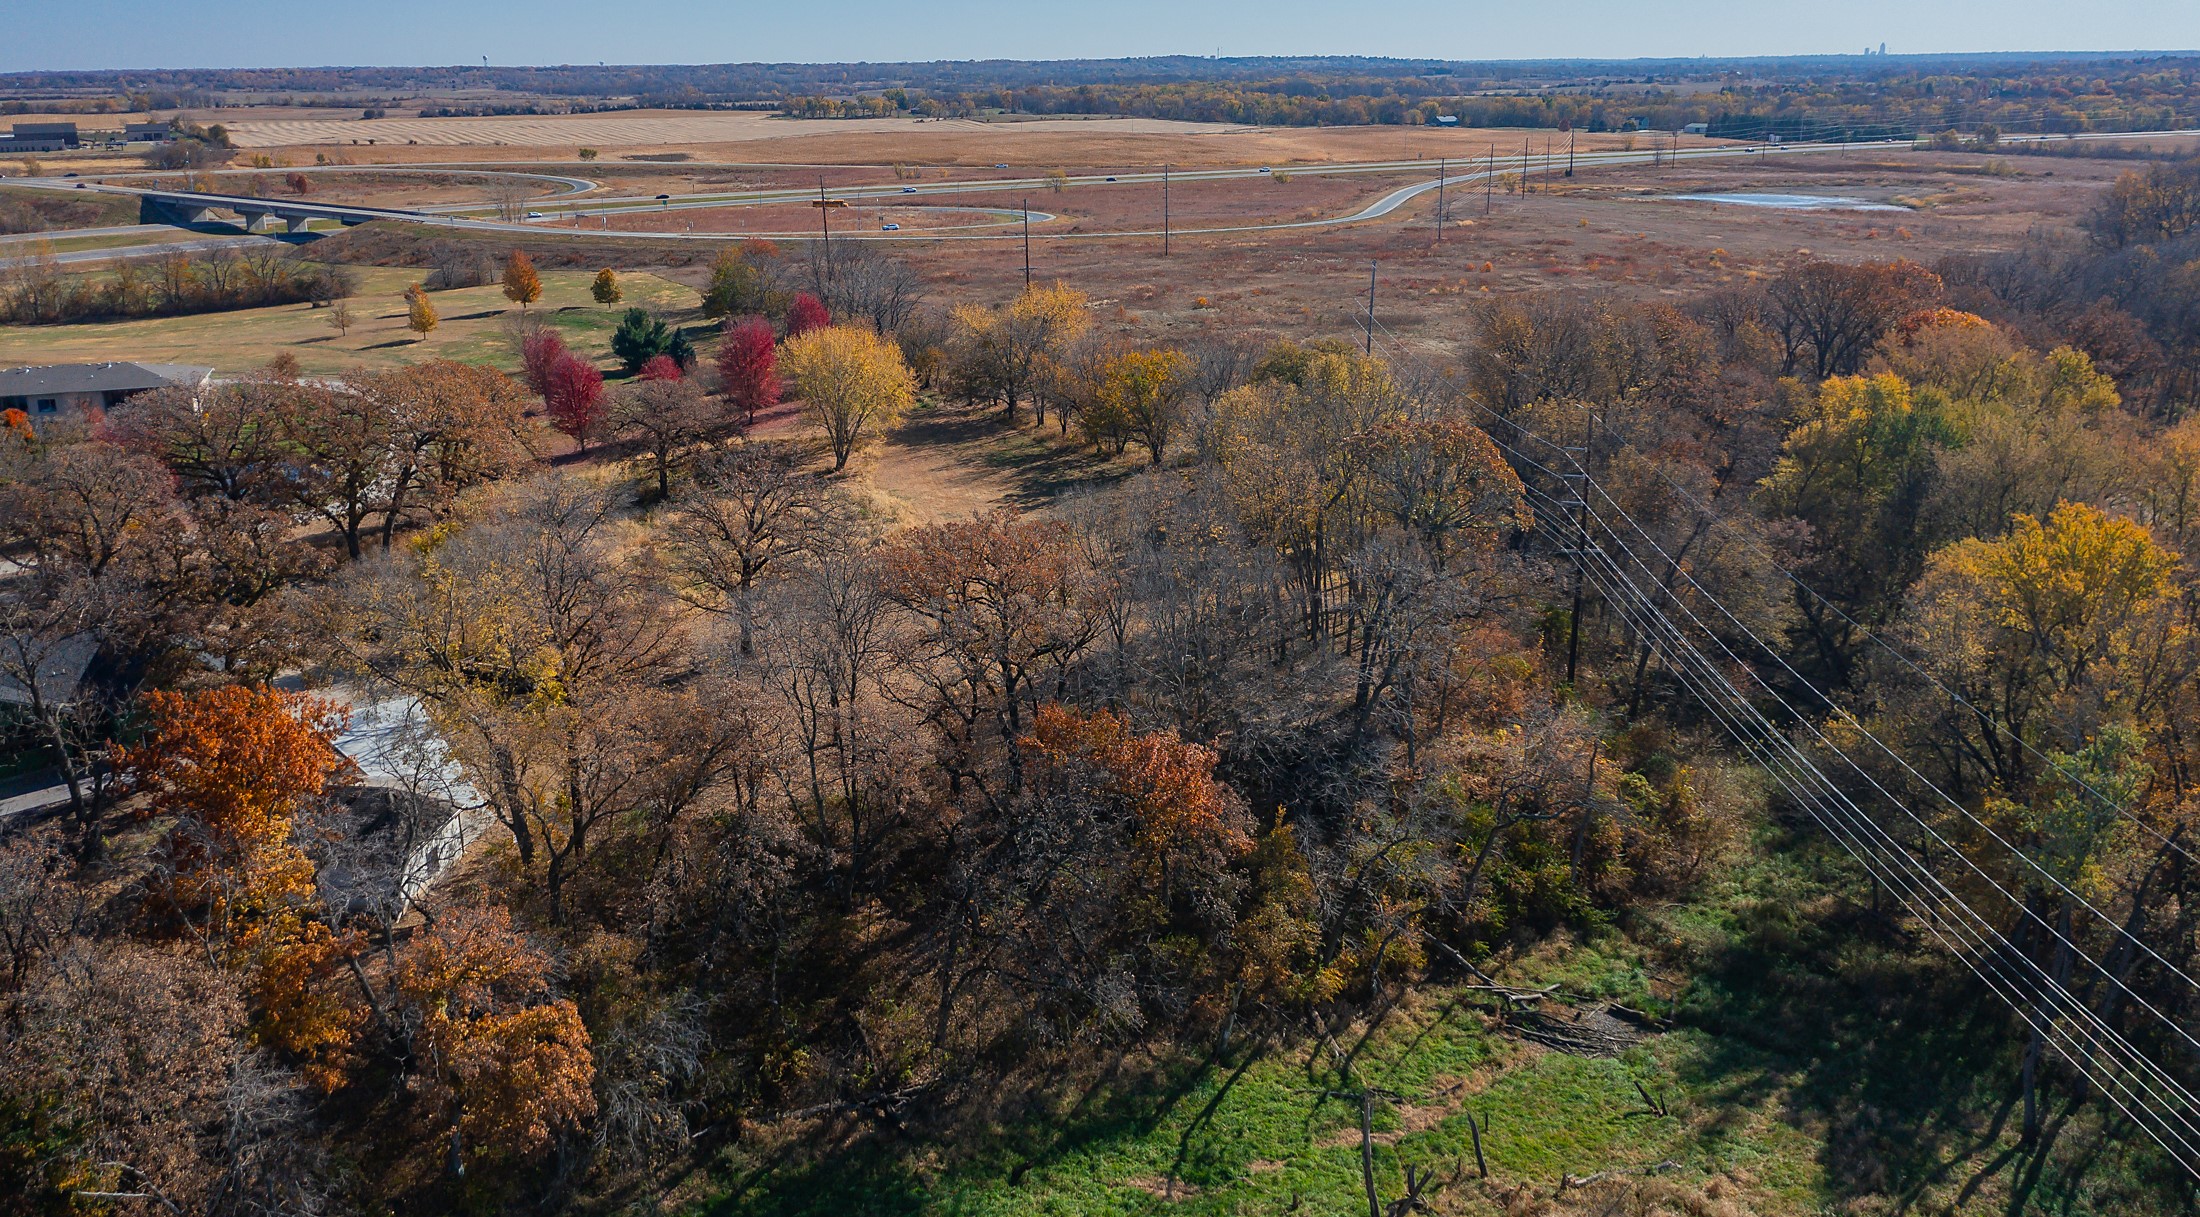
[5,0,2198,74]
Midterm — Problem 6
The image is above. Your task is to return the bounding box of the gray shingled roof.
[0,363,211,399]
[0,633,98,709]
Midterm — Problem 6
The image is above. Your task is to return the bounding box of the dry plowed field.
[222,109,1658,168]
[224,112,1251,149]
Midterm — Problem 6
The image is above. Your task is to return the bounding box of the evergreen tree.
[611,308,672,374]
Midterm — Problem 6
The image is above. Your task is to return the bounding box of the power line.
[1345,308,2200,1172]
[1368,310,2200,1019]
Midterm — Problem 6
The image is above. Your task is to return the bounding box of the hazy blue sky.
[5,0,2197,72]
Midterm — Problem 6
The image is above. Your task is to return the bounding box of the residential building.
[0,362,213,420]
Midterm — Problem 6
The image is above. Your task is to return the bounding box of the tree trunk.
[1358,1090,1381,1217]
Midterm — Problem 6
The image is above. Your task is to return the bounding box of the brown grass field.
[3,139,2138,388]
[0,120,2156,516]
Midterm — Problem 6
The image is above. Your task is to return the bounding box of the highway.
[8,128,2193,259]
[0,229,284,271]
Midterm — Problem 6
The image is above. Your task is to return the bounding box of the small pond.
[1665,192,1909,211]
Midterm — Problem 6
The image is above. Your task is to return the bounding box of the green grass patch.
[694,819,2185,1216]
[0,266,701,376]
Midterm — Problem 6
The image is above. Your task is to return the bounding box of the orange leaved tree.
[878,514,1105,789]
[121,685,365,1085]
[393,905,596,1172]
[501,250,542,310]
[123,686,355,930]
[1025,703,1253,883]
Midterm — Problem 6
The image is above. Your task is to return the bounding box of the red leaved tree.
[714,317,780,425]
[520,329,568,399]
[543,354,606,453]
[784,292,830,338]
[637,354,683,382]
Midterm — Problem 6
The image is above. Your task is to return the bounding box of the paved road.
[0,230,281,270]
[417,131,2191,243]
[57,164,599,198]
[0,770,74,826]
[12,129,2193,257]
[0,222,180,247]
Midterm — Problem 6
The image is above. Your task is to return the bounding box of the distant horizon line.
[8,47,2200,78]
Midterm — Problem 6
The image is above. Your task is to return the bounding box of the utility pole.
[1364,260,1377,355]
[1021,197,1032,290]
[1162,163,1170,256]
[1485,143,1494,214]
[1567,129,1576,177]
[816,177,832,280]
[1434,157,1445,241]
[1563,409,1595,685]
[1523,137,1532,193]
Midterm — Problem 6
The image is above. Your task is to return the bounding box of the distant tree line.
[12,53,2198,139]
[0,246,353,326]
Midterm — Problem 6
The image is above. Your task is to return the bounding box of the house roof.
[0,363,212,399]
[0,633,98,709]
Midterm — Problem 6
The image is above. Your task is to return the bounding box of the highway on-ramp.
[11,129,2192,258]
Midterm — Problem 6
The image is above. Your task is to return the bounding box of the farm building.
[1,122,80,152]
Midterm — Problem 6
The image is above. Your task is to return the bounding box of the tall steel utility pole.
[1563,410,1595,684]
[1434,157,1446,241]
[1522,137,1532,192]
[1161,164,1172,255]
[1363,260,1377,354]
[1567,129,1576,177]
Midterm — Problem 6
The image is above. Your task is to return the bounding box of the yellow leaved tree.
[780,324,917,471]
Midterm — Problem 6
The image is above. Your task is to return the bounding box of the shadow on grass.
[890,399,1139,510]
[703,1048,1246,1217]
[1667,821,2112,1210]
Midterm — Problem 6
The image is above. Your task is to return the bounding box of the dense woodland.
[6,162,2200,1213]
[785,59,2200,140]
[6,52,2200,138]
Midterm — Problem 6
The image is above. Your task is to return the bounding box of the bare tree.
[488,179,534,224]
[817,242,928,335]
[756,543,917,889]
[0,940,267,1215]
[661,445,854,655]
[590,994,708,1168]
[610,377,731,503]
[327,476,716,921]
[0,832,81,993]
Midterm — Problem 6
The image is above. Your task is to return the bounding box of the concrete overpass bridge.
[123,186,426,233]
[3,179,430,233]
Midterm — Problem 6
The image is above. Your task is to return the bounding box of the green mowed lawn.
[0,266,701,376]
[704,988,1821,1217]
